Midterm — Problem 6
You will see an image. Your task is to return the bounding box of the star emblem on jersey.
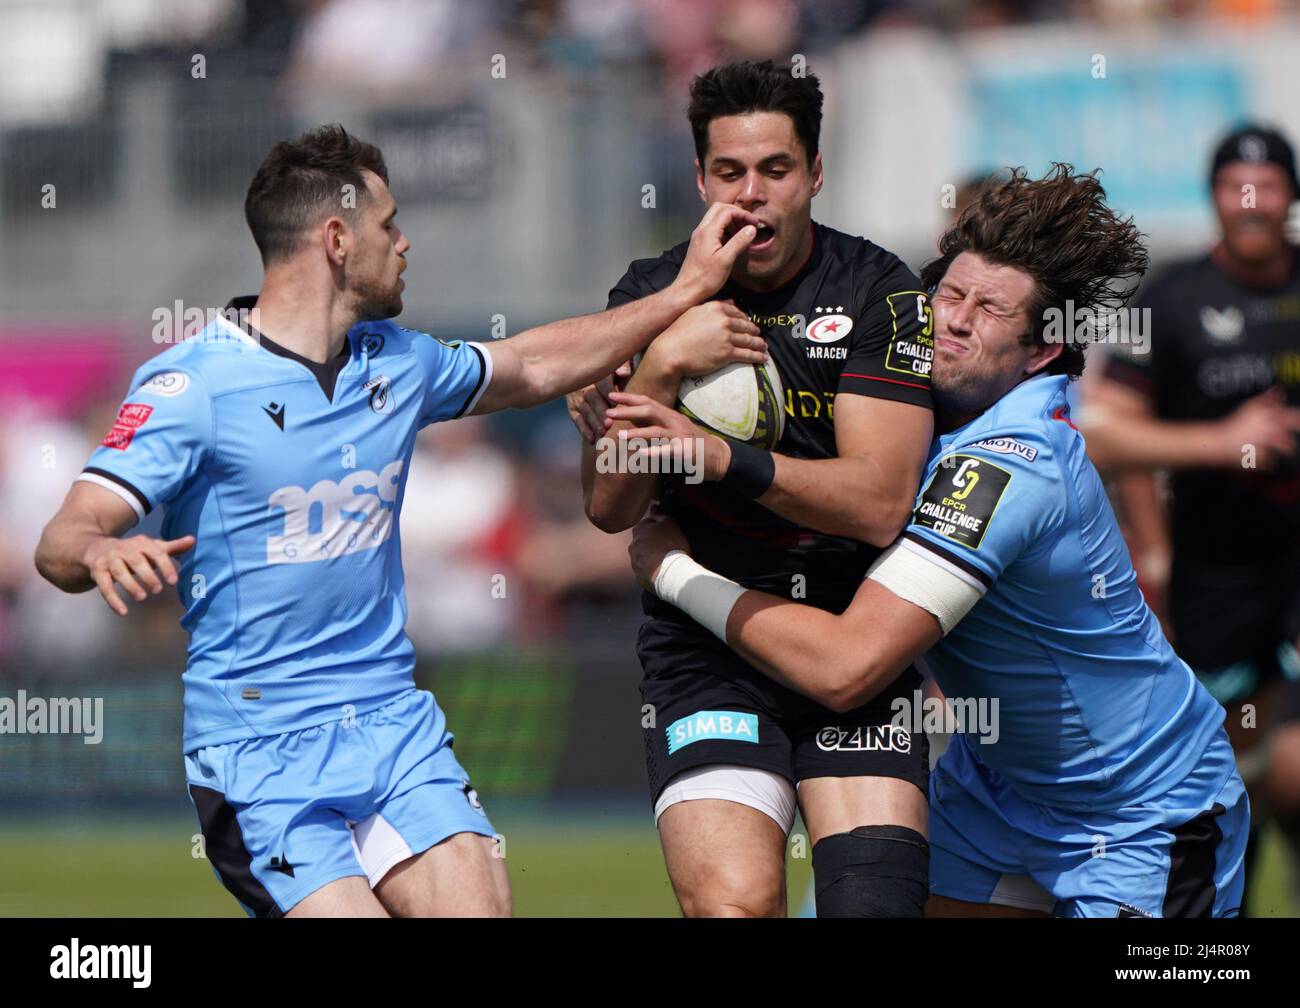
[364,375,395,415]
[806,312,853,343]
[262,401,285,430]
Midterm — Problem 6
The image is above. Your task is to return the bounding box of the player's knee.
[675,867,784,918]
[680,890,784,918]
[812,825,929,918]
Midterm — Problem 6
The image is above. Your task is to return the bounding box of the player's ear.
[695,160,707,204]
[810,152,824,198]
[322,216,348,267]
[1024,337,1063,377]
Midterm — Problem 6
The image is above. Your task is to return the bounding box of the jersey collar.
[224,295,353,402]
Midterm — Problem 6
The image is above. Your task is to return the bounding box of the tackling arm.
[470,204,758,415]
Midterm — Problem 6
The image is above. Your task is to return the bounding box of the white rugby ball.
[676,358,786,450]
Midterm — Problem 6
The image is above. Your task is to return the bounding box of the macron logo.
[50,939,151,988]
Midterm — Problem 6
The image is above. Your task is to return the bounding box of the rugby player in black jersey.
[568,60,934,917]
[1084,124,1300,913]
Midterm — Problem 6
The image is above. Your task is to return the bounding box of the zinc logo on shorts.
[666,710,759,755]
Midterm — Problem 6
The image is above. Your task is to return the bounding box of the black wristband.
[721,441,776,498]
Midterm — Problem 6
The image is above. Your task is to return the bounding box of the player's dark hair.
[921,164,1149,379]
[688,60,823,167]
[244,124,388,264]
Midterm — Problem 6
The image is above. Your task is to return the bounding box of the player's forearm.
[506,284,698,407]
[724,590,900,712]
[753,454,915,547]
[34,516,104,593]
[584,355,677,531]
[583,436,657,532]
[1083,413,1230,470]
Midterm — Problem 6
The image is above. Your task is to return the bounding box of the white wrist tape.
[652,551,746,642]
[866,540,982,635]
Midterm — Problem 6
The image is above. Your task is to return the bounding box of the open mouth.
[748,223,776,252]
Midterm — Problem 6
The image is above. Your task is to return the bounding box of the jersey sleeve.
[411,332,492,426]
[837,262,934,409]
[77,366,213,525]
[894,432,1066,595]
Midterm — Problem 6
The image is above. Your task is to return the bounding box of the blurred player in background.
[1084,125,1300,913]
[33,124,761,918]
[569,60,935,917]
[629,166,1248,917]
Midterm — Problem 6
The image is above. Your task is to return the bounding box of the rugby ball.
[676,358,786,450]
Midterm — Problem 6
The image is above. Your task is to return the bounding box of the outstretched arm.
[471,203,758,414]
[36,481,195,616]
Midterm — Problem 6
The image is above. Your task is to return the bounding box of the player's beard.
[352,275,403,321]
[931,355,999,427]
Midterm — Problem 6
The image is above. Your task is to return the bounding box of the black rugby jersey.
[607,220,934,613]
[1105,251,1300,565]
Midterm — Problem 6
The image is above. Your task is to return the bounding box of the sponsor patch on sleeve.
[101,403,154,450]
[884,291,934,380]
[137,371,189,397]
[913,454,1012,549]
[968,437,1038,462]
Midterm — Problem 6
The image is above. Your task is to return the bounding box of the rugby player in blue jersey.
[33,125,765,918]
[623,165,1249,916]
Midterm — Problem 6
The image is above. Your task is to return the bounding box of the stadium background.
[1,0,1297,916]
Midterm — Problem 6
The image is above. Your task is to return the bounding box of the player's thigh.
[374,831,510,918]
[790,668,931,845]
[798,775,928,845]
[637,623,797,916]
[927,735,1056,915]
[658,795,789,918]
[187,735,382,919]
[286,876,388,918]
[356,691,507,917]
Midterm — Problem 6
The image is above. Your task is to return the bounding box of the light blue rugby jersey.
[78,300,492,752]
[898,373,1230,811]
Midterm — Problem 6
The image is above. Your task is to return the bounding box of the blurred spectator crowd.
[2,0,1297,127]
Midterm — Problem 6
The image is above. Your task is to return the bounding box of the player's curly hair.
[921,164,1149,378]
[244,124,388,264]
[688,60,823,167]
